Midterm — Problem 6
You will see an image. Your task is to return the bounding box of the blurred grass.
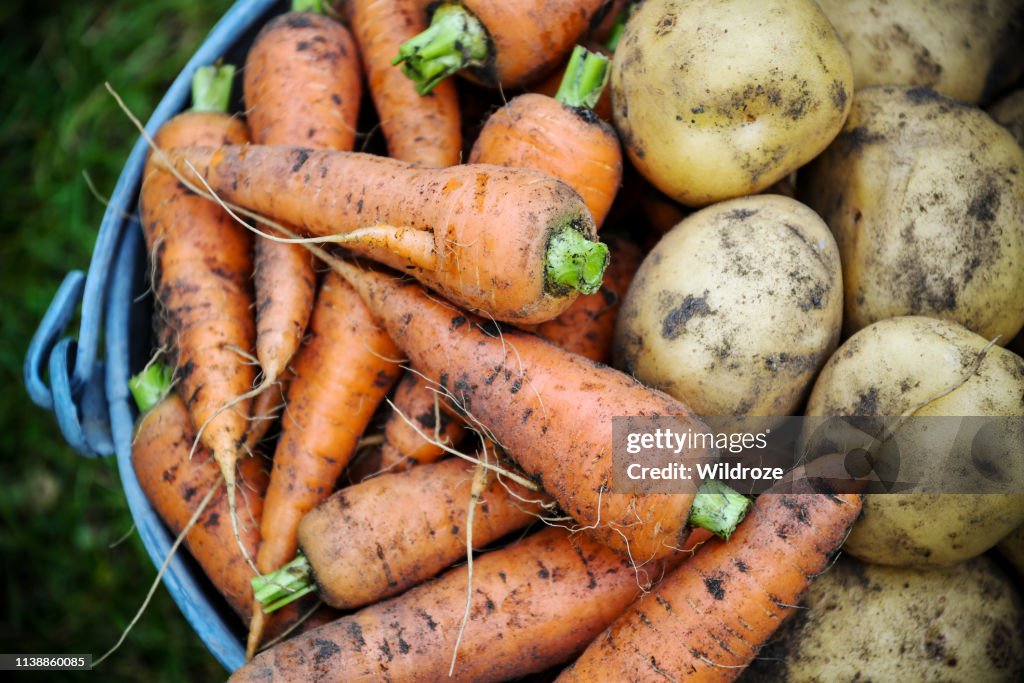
[0,0,235,679]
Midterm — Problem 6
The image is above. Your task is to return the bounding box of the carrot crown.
[392,2,489,95]
[129,364,173,413]
[545,223,610,296]
[554,45,611,111]
[690,480,751,541]
[251,553,315,613]
[190,64,235,114]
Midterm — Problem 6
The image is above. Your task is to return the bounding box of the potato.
[817,0,1024,103]
[989,88,1024,145]
[611,0,852,207]
[613,195,842,420]
[801,86,1024,343]
[741,556,1024,682]
[804,316,1024,566]
[998,524,1024,580]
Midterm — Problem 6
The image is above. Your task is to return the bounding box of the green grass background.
[0,0,239,679]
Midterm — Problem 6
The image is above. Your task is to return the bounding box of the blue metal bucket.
[24,0,285,670]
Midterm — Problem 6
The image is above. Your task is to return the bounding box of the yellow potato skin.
[804,316,1024,567]
[802,86,1024,343]
[611,0,853,207]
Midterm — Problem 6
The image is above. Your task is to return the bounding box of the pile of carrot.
[119,1,865,680]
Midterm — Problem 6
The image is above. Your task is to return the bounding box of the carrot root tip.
[689,480,752,541]
[545,224,610,296]
[392,2,488,95]
[190,64,235,114]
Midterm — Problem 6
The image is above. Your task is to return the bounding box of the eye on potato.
[801,85,1024,343]
[742,556,1024,682]
[804,315,1024,567]
[611,0,853,207]
[817,0,1024,103]
[613,194,842,421]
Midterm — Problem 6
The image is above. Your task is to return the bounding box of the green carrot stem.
[190,64,235,114]
[251,554,317,613]
[392,3,489,95]
[689,480,751,541]
[555,45,611,110]
[129,364,173,413]
[604,3,635,52]
[291,0,323,13]
[545,225,609,295]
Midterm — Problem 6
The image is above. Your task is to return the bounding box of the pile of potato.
[609,0,1024,679]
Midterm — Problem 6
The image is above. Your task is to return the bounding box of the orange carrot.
[253,456,550,612]
[256,271,403,578]
[393,0,612,92]
[132,392,338,640]
[557,486,864,682]
[382,370,467,465]
[470,45,622,228]
[139,65,255,543]
[346,0,462,166]
[243,3,362,391]
[231,525,669,682]
[322,263,714,561]
[161,145,608,324]
[534,235,642,364]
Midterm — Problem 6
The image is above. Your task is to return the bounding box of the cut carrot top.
[189,64,235,114]
[392,2,489,94]
[129,364,173,413]
[554,45,610,110]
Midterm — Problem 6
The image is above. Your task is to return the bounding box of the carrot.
[382,370,467,465]
[318,263,715,562]
[139,65,256,555]
[133,392,337,643]
[160,145,609,324]
[533,235,642,364]
[230,525,670,682]
[133,394,267,621]
[557,485,864,682]
[253,455,551,612]
[345,0,462,166]
[256,271,403,578]
[470,45,622,228]
[243,2,362,392]
[393,0,612,93]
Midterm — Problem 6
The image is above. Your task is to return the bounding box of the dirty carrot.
[243,0,362,397]
[133,392,336,644]
[470,44,622,227]
[320,263,715,561]
[382,370,467,465]
[256,271,403,579]
[393,0,612,92]
[231,525,668,683]
[160,145,608,324]
[139,65,256,552]
[346,0,462,166]
[557,484,864,682]
[534,235,642,363]
[253,455,551,612]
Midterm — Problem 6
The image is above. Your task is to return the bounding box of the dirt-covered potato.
[741,556,1024,682]
[613,195,842,419]
[611,0,852,207]
[989,88,1024,145]
[802,86,1024,343]
[999,524,1024,580]
[804,316,1024,566]
[817,0,1024,103]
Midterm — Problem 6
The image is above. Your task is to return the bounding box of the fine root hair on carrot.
[385,397,538,491]
[94,474,222,668]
